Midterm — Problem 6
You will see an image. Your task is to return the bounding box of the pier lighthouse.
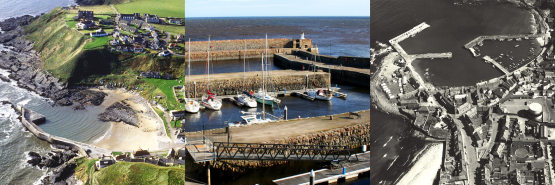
[300,31,305,39]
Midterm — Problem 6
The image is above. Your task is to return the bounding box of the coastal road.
[452,115,477,185]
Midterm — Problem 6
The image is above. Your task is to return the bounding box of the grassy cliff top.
[114,0,184,18]
[24,8,90,81]
[91,161,185,185]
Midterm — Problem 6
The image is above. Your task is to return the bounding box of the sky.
[185,0,370,18]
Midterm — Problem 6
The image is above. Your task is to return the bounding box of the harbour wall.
[185,48,296,62]
[274,54,370,87]
[290,50,371,68]
[11,104,110,158]
[184,38,315,61]
[211,120,370,171]
[184,70,330,98]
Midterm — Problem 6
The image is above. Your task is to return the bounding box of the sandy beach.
[91,88,171,151]
[395,144,443,185]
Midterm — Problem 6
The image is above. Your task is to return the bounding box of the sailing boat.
[253,34,280,106]
[235,40,257,108]
[306,53,333,101]
[202,36,222,110]
[184,38,200,113]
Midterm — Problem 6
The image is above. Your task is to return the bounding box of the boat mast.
[207,35,210,91]
[187,38,191,99]
[243,40,246,92]
[262,53,265,120]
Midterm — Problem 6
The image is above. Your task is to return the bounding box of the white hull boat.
[236,94,257,108]
[202,94,222,110]
[307,89,333,101]
[184,98,200,113]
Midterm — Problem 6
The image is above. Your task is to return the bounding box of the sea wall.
[184,38,315,61]
[274,54,370,87]
[210,121,370,171]
[12,104,110,158]
[186,48,296,61]
[291,50,371,68]
[185,71,330,98]
[185,39,312,52]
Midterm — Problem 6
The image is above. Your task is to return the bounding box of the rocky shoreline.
[0,16,109,110]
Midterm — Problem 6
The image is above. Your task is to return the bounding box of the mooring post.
[207,164,211,185]
[194,81,197,98]
[306,74,309,89]
[284,106,288,120]
[310,169,315,185]
[227,125,230,143]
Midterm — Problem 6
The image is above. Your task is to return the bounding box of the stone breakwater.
[274,53,370,87]
[291,50,371,68]
[185,38,312,52]
[184,70,330,98]
[8,102,111,158]
[186,48,296,62]
[184,38,315,61]
[211,121,370,171]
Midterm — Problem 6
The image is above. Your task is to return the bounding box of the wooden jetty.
[272,151,370,185]
[290,92,315,101]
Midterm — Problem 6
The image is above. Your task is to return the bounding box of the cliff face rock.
[69,90,107,106]
[0,15,39,31]
[26,149,78,169]
[0,25,69,102]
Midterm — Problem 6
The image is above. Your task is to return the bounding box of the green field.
[92,162,185,185]
[114,0,184,18]
[69,5,116,14]
[145,77,185,111]
[151,24,184,34]
[84,36,112,50]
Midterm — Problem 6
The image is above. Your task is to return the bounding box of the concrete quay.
[411,52,452,59]
[464,33,548,56]
[389,22,431,62]
[483,55,510,75]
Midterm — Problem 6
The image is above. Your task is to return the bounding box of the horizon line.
[185,15,370,18]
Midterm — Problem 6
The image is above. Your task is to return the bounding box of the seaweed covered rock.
[98,101,139,126]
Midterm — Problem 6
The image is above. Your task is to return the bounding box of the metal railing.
[214,142,358,161]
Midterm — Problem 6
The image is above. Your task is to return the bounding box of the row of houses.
[118,13,160,23]
[96,148,186,170]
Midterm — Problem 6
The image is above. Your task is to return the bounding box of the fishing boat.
[202,36,222,110]
[236,40,257,108]
[184,38,200,113]
[306,89,333,101]
[306,52,333,101]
